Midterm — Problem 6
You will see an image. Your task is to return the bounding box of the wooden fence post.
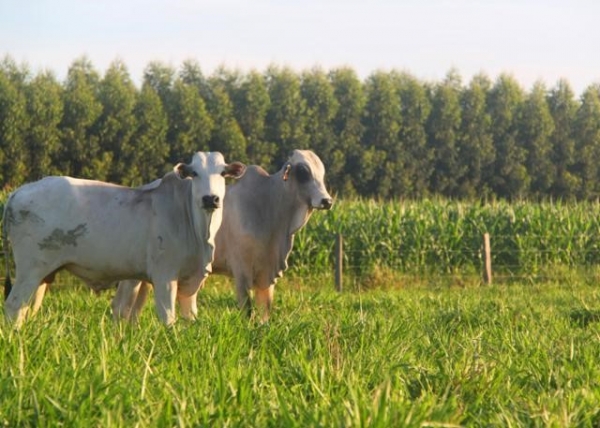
[483,233,492,285]
[335,233,343,292]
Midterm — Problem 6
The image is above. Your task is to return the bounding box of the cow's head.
[283,150,333,211]
[175,152,246,212]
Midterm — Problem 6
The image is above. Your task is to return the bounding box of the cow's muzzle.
[319,197,333,210]
[202,195,221,211]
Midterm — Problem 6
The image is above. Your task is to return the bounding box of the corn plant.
[290,199,600,279]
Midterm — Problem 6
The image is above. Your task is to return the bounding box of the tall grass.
[1,280,600,426]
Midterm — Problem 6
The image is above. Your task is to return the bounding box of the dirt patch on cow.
[39,223,88,250]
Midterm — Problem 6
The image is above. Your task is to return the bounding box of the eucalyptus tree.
[168,77,213,162]
[426,70,463,197]
[519,81,554,198]
[457,73,494,199]
[264,65,308,170]
[230,70,272,167]
[300,67,339,187]
[204,68,247,162]
[487,74,528,199]
[361,71,401,198]
[123,84,169,186]
[548,79,579,199]
[573,84,600,199]
[329,67,366,197]
[143,61,175,108]
[393,72,432,198]
[58,57,102,178]
[0,61,28,186]
[93,60,137,182]
[24,71,63,180]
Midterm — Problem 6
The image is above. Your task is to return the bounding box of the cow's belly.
[64,263,149,291]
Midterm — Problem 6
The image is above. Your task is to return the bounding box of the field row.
[291,199,600,279]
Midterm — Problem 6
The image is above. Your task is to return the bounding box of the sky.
[1,0,599,95]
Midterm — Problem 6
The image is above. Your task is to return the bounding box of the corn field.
[290,199,600,279]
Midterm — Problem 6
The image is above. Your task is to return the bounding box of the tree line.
[1,55,600,200]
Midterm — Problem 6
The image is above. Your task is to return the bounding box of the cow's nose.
[202,195,220,210]
[321,198,333,210]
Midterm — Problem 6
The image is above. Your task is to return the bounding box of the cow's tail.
[2,192,13,300]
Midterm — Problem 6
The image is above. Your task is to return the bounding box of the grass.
[1,275,600,427]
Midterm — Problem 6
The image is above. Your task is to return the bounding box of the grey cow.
[112,149,333,322]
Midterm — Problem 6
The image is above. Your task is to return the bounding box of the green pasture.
[2,197,600,426]
[1,277,600,427]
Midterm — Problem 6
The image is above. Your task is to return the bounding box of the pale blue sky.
[1,0,599,94]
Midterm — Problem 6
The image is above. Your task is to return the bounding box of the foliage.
[290,199,600,279]
[2,56,600,200]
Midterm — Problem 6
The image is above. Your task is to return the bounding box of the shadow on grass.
[568,308,600,327]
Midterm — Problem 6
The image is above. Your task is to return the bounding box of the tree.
[94,59,137,182]
[143,61,175,107]
[58,57,102,178]
[204,68,247,162]
[393,72,432,198]
[426,70,463,197]
[0,61,28,187]
[24,71,63,180]
[548,79,579,199]
[487,74,528,199]
[361,71,402,198]
[124,84,169,186]
[230,70,273,167]
[573,84,600,199]
[300,67,339,182]
[457,73,494,199]
[329,67,366,197]
[519,81,554,198]
[264,65,308,170]
[169,78,213,162]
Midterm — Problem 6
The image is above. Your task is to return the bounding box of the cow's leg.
[235,275,253,318]
[4,275,42,327]
[254,284,274,323]
[29,283,48,317]
[152,279,178,326]
[178,277,207,320]
[130,282,151,322]
[178,292,198,321]
[112,280,143,321]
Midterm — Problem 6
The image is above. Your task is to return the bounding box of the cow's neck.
[272,172,312,237]
[163,176,215,257]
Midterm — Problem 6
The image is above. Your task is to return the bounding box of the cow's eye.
[295,164,311,183]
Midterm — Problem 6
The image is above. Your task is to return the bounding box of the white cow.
[2,152,245,327]
[113,150,333,322]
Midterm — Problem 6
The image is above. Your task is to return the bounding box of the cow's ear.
[222,162,246,179]
[174,163,197,178]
